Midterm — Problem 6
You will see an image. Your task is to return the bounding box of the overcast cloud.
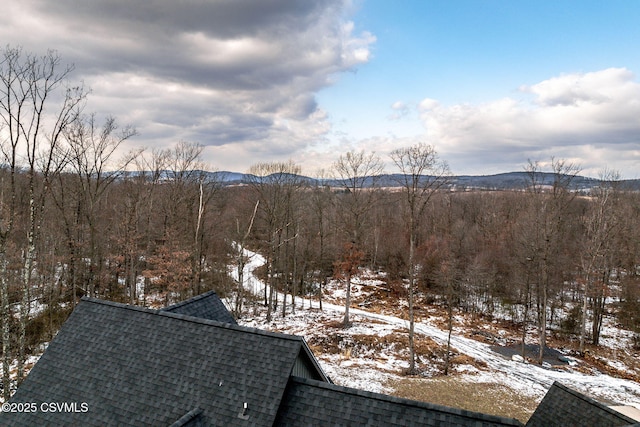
[2,0,373,171]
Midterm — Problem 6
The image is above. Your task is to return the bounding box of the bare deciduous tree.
[579,169,621,351]
[334,241,364,327]
[247,160,303,321]
[524,158,580,364]
[331,150,383,326]
[56,113,137,301]
[232,200,259,317]
[0,46,86,387]
[390,142,449,373]
[308,169,335,311]
[331,150,384,245]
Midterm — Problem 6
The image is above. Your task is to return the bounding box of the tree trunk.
[592,294,605,345]
[521,283,530,361]
[444,299,453,375]
[18,183,38,385]
[292,227,298,315]
[407,230,416,374]
[343,273,351,327]
[235,254,245,316]
[538,281,547,364]
[1,254,11,402]
[320,276,325,311]
[592,272,608,346]
[580,276,589,354]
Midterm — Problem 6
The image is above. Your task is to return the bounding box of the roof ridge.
[169,408,203,427]
[288,376,523,425]
[81,297,157,314]
[80,297,305,343]
[551,382,636,422]
[161,291,218,311]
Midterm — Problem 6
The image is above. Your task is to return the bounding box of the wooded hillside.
[1,46,639,401]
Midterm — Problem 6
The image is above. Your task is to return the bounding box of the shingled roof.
[2,297,327,426]
[275,376,524,427]
[161,290,237,324]
[526,381,637,427]
[5,292,632,426]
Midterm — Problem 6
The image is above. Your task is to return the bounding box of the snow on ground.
[0,353,43,402]
[241,307,406,394]
[231,247,640,407]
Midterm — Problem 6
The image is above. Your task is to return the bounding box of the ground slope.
[232,248,640,422]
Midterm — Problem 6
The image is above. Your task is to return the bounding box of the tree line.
[2,46,640,398]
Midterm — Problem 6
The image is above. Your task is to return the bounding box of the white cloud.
[388,101,411,120]
[0,0,374,173]
[341,21,376,65]
[523,68,634,107]
[418,98,439,111]
[417,68,640,177]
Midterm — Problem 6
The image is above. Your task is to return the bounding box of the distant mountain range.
[208,171,640,191]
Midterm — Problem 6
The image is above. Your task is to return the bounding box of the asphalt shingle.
[274,376,525,427]
[161,290,237,324]
[2,298,321,426]
[526,381,637,427]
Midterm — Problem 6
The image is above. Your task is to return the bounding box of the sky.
[3,0,640,178]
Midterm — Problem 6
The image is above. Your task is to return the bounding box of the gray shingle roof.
[161,290,237,324]
[2,298,324,426]
[526,381,637,427]
[274,376,524,427]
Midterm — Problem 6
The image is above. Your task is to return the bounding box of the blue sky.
[317,1,640,177]
[3,1,640,177]
[328,1,640,106]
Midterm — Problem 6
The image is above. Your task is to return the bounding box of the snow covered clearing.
[231,248,640,409]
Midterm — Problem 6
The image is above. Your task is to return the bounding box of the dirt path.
[232,247,640,406]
